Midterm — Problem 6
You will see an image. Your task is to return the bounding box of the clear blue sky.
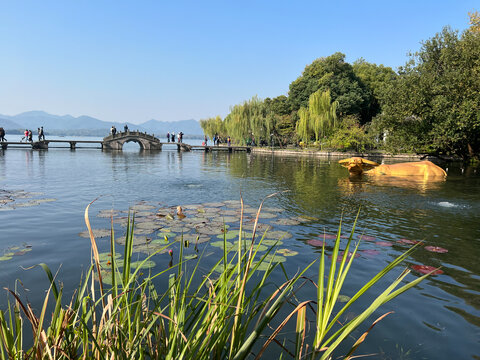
[0,0,476,124]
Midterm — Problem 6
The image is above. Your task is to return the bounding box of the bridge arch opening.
[122,139,144,151]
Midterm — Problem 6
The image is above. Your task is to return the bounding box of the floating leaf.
[263,254,287,263]
[338,294,351,303]
[362,249,380,256]
[276,248,298,256]
[424,246,448,253]
[210,241,234,249]
[258,212,278,219]
[175,234,211,243]
[184,254,198,260]
[131,204,156,211]
[266,230,292,240]
[0,256,13,261]
[330,251,360,262]
[262,207,285,213]
[202,202,225,207]
[261,239,283,246]
[307,239,326,247]
[358,235,376,241]
[397,238,422,245]
[78,228,112,239]
[270,218,300,226]
[410,265,443,275]
[97,252,122,261]
[375,241,393,247]
[130,260,156,269]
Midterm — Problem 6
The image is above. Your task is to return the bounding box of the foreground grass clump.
[0,199,433,359]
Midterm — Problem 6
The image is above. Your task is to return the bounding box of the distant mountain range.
[0,111,204,137]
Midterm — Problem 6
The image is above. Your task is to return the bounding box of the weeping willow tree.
[308,89,338,142]
[200,116,226,139]
[224,96,268,145]
[296,107,310,144]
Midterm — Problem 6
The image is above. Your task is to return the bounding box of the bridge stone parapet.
[103,131,162,150]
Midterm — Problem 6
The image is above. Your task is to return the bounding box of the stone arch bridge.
[102,131,191,151]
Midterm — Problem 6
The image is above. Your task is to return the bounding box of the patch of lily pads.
[91,199,310,273]
[0,244,33,262]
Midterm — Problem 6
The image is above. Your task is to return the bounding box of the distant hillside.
[0,111,204,136]
[0,117,23,130]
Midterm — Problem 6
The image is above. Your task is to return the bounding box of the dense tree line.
[201,12,480,159]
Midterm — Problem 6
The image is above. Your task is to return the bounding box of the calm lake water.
[1,136,479,359]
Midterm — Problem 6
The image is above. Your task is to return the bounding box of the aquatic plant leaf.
[202,202,225,207]
[261,207,285,213]
[397,238,422,245]
[337,294,351,303]
[97,252,122,261]
[362,249,380,256]
[358,234,376,241]
[424,246,448,253]
[96,209,119,218]
[262,239,284,246]
[263,254,287,263]
[210,241,234,249]
[220,216,241,223]
[131,204,156,211]
[276,248,298,256]
[79,228,111,239]
[0,256,13,261]
[270,218,300,226]
[375,241,393,247]
[410,265,444,275]
[257,212,278,219]
[266,230,292,240]
[175,234,210,243]
[130,260,156,269]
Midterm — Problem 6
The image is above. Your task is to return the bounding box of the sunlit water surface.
[1,137,479,359]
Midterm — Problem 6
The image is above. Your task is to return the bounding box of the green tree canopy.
[372,26,480,158]
[288,52,372,122]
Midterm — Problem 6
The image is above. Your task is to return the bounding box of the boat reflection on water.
[337,173,446,194]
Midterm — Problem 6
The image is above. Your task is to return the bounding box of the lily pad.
[220,216,241,223]
[79,228,112,239]
[262,254,287,263]
[270,218,300,226]
[265,230,292,240]
[130,260,156,269]
[424,246,448,253]
[362,249,380,256]
[97,209,119,218]
[175,234,211,243]
[257,212,278,219]
[375,241,393,247]
[250,261,272,272]
[262,207,285,213]
[397,238,422,245]
[338,294,351,303]
[202,202,225,207]
[276,248,298,256]
[261,239,284,246]
[115,235,150,245]
[98,252,122,261]
[358,235,376,241]
[210,241,234,249]
[0,256,13,261]
[131,204,156,211]
[410,265,443,275]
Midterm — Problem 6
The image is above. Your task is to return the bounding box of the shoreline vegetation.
[0,199,435,359]
[200,12,480,161]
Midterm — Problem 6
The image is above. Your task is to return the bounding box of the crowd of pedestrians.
[166,131,183,143]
